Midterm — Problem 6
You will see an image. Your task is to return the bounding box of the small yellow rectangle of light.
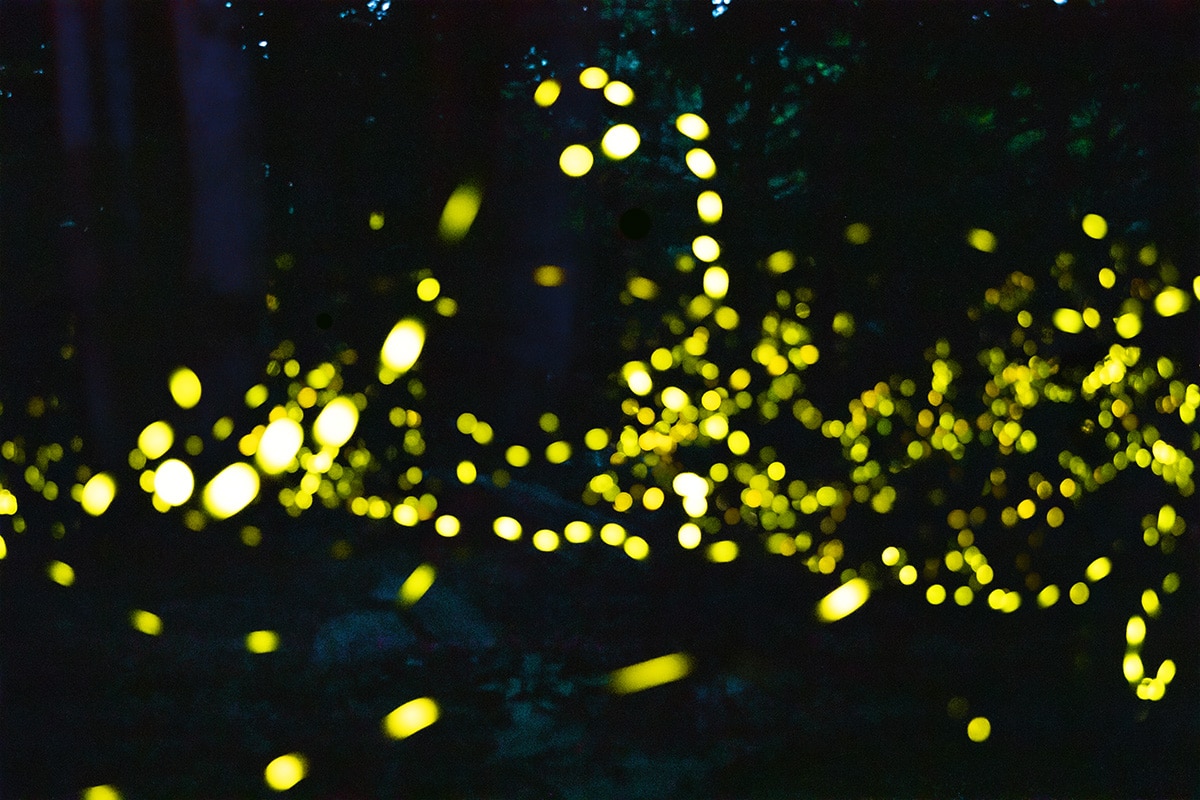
[399,563,436,608]
[609,652,694,694]
[246,630,280,653]
[438,183,482,243]
[131,609,162,636]
[382,697,439,739]
[816,577,871,622]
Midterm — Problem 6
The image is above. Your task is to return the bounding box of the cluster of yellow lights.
[2,69,1199,795]
[534,72,1196,715]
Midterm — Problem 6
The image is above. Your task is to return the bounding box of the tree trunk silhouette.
[52,2,264,465]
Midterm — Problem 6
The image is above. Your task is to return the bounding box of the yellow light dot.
[264,753,307,791]
[80,473,116,516]
[369,212,384,230]
[967,716,991,742]
[727,430,750,456]
[623,362,653,396]
[954,585,974,606]
[1114,312,1141,339]
[1069,581,1090,604]
[434,515,460,537]
[559,144,594,177]
[609,652,693,694]
[642,487,665,510]
[82,785,122,800]
[707,540,738,563]
[245,383,269,409]
[816,486,838,506]
[692,235,720,262]
[545,441,572,464]
[584,428,609,450]
[1141,589,1161,617]
[816,577,870,622]
[1126,615,1146,646]
[494,516,522,541]
[600,523,626,546]
[532,528,560,552]
[471,422,493,445]
[383,696,440,739]
[153,459,194,507]
[533,78,561,107]
[532,264,566,287]
[439,183,480,242]
[623,535,649,560]
[416,277,441,302]
[1037,585,1060,608]
[898,564,917,584]
[1052,308,1085,333]
[48,560,75,586]
[1082,213,1107,239]
[202,462,260,520]
[380,318,425,375]
[685,148,716,179]
[765,249,795,274]
[602,80,634,106]
[703,266,729,299]
[1157,504,1176,533]
[505,445,531,468]
[564,521,592,543]
[678,522,702,549]
[168,367,202,409]
[397,563,436,607]
[246,630,280,653]
[881,546,900,566]
[844,222,871,245]
[138,421,174,460]
[1154,286,1189,317]
[256,417,303,475]
[966,228,997,253]
[1123,652,1144,683]
[131,609,162,636]
[456,460,477,484]
[926,585,946,605]
[660,386,689,412]
[675,113,710,140]
[601,123,640,159]
[313,396,359,448]
[579,66,608,89]
[628,275,658,300]
[1085,556,1111,582]
[697,191,723,223]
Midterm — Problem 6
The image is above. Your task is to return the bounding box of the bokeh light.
[168,367,202,409]
[382,697,439,739]
[675,113,710,140]
[264,753,307,791]
[559,144,594,177]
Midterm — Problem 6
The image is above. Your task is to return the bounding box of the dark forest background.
[1,1,1198,797]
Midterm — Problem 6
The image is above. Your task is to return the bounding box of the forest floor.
[4,498,1198,799]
